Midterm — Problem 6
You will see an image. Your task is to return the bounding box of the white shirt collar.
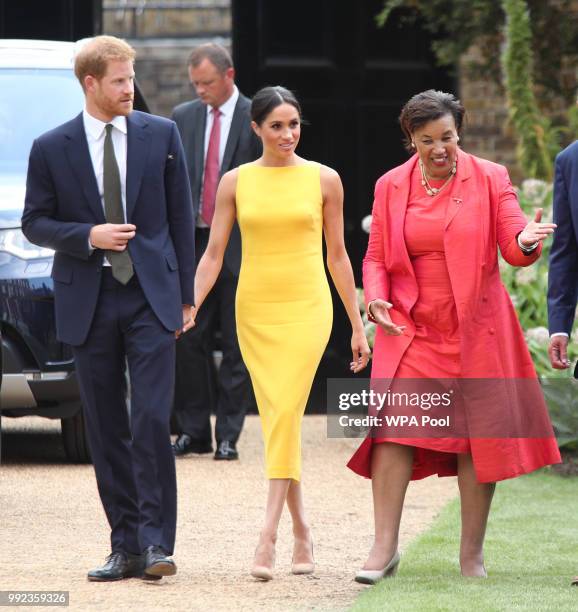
[83,108,128,139]
[206,85,239,118]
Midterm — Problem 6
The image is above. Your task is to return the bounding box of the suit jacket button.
[489,327,495,334]
[482,296,488,302]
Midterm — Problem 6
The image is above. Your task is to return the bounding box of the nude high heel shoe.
[291,539,315,575]
[251,543,275,581]
[354,551,400,585]
[251,564,274,581]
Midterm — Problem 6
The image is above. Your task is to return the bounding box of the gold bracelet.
[367,300,377,320]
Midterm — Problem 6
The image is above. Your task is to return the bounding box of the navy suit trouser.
[72,269,177,555]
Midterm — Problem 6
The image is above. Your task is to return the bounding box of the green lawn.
[352,471,577,612]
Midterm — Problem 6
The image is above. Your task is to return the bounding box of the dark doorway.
[239,1,456,409]
[0,0,101,40]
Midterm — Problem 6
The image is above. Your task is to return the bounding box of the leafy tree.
[501,0,554,180]
[377,0,578,105]
[377,0,578,178]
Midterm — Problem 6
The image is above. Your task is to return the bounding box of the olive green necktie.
[103,124,134,284]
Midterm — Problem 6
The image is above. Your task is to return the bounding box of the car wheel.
[61,406,91,464]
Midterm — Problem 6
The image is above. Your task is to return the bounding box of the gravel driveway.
[1,415,456,611]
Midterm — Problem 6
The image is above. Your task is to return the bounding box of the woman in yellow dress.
[192,86,370,580]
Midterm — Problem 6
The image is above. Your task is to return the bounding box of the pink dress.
[357,166,468,480]
[347,152,561,483]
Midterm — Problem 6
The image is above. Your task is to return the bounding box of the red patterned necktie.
[201,107,221,225]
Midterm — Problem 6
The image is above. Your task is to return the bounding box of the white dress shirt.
[197,86,239,227]
[83,109,128,264]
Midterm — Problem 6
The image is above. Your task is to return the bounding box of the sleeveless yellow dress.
[235,162,333,481]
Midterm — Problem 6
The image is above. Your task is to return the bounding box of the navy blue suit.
[22,111,195,556]
[548,141,578,334]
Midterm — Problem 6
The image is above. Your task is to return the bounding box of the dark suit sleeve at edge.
[22,139,93,259]
[165,121,196,305]
[548,153,578,334]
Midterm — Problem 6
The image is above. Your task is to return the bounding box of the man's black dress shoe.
[214,440,239,461]
[172,433,213,456]
[87,551,144,582]
[143,545,177,578]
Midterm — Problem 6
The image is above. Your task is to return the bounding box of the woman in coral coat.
[349,90,561,584]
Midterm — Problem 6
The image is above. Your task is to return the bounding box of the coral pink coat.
[348,152,561,482]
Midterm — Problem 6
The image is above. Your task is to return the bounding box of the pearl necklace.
[418,158,457,196]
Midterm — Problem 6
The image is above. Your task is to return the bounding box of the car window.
[0,68,84,177]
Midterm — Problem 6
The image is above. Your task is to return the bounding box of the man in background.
[172,43,260,461]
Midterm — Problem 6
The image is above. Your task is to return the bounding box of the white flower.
[525,326,550,344]
[361,215,372,234]
[515,265,537,285]
[509,293,519,307]
[521,179,550,204]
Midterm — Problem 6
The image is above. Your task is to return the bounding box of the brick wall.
[129,37,231,118]
[458,47,521,182]
[103,0,230,39]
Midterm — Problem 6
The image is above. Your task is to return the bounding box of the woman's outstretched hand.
[369,299,406,336]
[518,208,556,247]
[350,329,371,373]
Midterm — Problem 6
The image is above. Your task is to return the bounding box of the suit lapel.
[445,149,471,229]
[389,156,420,311]
[390,156,417,278]
[63,114,105,223]
[221,98,245,174]
[193,103,207,181]
[126,112,151,221]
